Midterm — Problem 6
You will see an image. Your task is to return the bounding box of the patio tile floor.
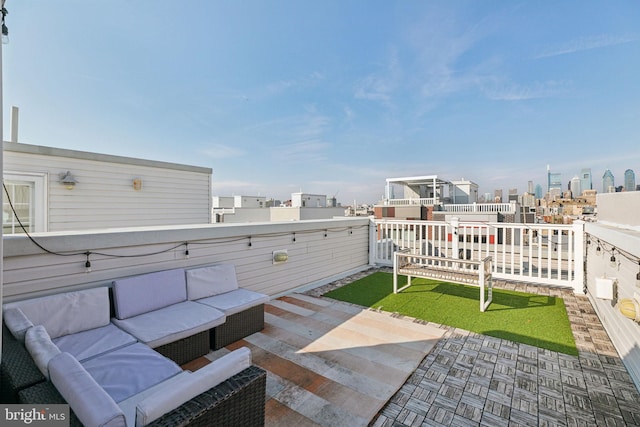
[306,268,640,426]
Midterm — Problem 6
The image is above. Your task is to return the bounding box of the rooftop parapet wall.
[597,192,640,230]
[2,218,371,302]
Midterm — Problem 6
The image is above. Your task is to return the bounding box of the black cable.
[3,182,185,259]
[3,182,84,256]
[3,182,369,263]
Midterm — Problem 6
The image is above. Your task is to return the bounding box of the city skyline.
[3,2,640,204]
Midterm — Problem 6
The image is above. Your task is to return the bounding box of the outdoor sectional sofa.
[185,264,270,350]
[0,264,269,426]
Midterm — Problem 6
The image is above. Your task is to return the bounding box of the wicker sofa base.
[211,304,265,350]
[0,325,46,403]
[155,329,210,366]
[19,365,267,427]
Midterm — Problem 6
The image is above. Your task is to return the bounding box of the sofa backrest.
[3,287,111,340]
[185,264,239,300]
[112,269,187,320]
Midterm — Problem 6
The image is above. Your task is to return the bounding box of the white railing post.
[572,220,585,294]
[451,217,460,259]
[369,218,378,266]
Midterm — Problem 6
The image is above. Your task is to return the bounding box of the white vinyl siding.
[2,218,371,301]
[3,143,212,231]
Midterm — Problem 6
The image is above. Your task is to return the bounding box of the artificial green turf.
[325,272,578,356]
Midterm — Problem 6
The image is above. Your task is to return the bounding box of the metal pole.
[0,0,6,363]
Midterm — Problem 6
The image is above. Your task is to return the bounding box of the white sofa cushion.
[112,269,187,320]
[195,288,270,316]
[118,371,191,427]
[25,325,61,379]
[82,342,182,403]
[186,264,239,300]
[135,347,252,427]
[53,323,138,362]
[49,352,126,427]
[3,307,34,342]
[3,287,110,339]
[111,301,225,348]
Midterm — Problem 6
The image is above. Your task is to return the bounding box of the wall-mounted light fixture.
[610,248,617,268]
[132,178,143,191]
[59,171,78,190]
[273,250,288,264]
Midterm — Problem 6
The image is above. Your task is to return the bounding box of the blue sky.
[3,1,640,204]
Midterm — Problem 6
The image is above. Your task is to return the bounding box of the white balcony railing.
[370,218,584,293]
[383,198,438,206]
[441,202,516,214]
[381,199,517,214]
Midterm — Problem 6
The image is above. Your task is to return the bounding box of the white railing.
[370,218,584,293]
[441,202,516,214]
[383,198,438,206]
[380,200,517,214]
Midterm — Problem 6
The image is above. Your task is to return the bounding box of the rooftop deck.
[3,212,640,425]
[189,268,640,426]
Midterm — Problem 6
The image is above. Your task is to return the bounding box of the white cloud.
[264,72,325,96]
[535,33,640,59]
[201,144,246,159]
[483,80,570,101]
[354,48,402,104]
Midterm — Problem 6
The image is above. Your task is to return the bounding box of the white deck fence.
[370,218,584,293]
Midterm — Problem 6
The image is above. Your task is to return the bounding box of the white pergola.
[385,175,451,203]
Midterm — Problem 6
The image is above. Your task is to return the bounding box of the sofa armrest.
[3,307,34,342]
[20,366,267,427]
[148,365,266,427]
[135,347,251,426]
[49,352,126,427]
[25,325,61,379]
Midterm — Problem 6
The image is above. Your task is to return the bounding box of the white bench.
[393,249,493,312]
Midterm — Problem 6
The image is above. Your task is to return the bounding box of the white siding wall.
[218,208,271,223]
[269,207,346,222]
[3,218,371,302]
[585,221,640,390]
[3,142,212,231]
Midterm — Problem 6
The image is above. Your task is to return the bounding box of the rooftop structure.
[382,175,480,206]
[3,141,212,233]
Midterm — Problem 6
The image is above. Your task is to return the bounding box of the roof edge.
[3,141,212,175]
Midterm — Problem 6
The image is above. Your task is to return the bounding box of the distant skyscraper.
[527,181,534,194]
[603,169,615,193]
[549,173,562,191]
[508,188,518,202]
[570,176,581,199]
[580,168,592,194]
[624,169,636,191]
[534,184,543,199]
[494,189,503,203]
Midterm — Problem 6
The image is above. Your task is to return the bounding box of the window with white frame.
[3,173,47,234]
